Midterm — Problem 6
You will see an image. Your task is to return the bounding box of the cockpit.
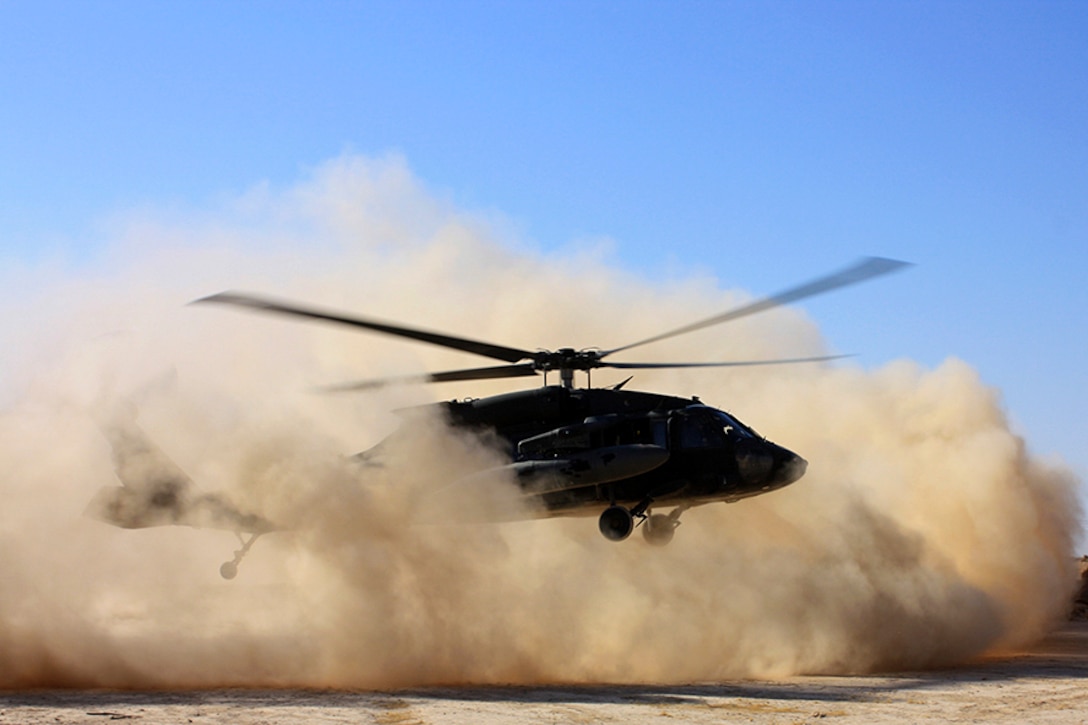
[674,406,757,449]
[710,409,756,439]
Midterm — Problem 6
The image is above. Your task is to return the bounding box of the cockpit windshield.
[674,406,756,449]
[712,410,754,439]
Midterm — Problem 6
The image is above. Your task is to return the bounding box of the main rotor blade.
[603,257,911,357]
[601,354,851,370]
[316,363,540,392]
[193,292,534,364]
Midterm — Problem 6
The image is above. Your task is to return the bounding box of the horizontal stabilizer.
[85,485,276,533]
[88,415,276,534]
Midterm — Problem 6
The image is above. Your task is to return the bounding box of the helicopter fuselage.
[428,385,807,529]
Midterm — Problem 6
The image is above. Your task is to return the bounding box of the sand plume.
[0,154,1080,688]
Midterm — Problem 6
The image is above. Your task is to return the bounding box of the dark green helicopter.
[88,257,908,578]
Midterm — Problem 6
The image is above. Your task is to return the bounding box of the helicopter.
[88,257,908,578]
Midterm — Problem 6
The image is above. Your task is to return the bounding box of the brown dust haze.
[0,155,1081,688]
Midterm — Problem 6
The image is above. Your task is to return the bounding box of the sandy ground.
[2,621,1086,724]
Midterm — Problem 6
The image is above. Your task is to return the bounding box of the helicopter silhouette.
[88,257,908,578]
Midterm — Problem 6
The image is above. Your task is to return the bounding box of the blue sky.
[2,1,1086,478]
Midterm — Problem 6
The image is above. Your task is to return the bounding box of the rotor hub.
[532,348,602,372]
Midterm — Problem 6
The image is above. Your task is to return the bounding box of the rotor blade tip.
[189,291,237,306]
[866,257,914,272]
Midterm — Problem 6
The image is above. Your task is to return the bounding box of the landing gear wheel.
[219,531,263,580]
[642,513,676,546]
[599,505,634,541]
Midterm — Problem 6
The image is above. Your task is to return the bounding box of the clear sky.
[2,2,1085,479]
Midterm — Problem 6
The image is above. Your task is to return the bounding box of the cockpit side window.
[675,415,726,449]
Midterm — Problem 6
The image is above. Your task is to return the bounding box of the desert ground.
[2,621,1085,725]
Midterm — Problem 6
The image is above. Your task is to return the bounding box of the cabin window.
[652,420,668,448]
[606,419,664,447]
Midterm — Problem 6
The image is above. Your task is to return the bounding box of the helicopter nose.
[771,448,808,487]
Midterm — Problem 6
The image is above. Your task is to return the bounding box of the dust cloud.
[0,154,1081,688]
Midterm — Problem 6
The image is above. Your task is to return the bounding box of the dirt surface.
[2,621,1085,724]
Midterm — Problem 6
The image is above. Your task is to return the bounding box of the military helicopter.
[88,257,908,578]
